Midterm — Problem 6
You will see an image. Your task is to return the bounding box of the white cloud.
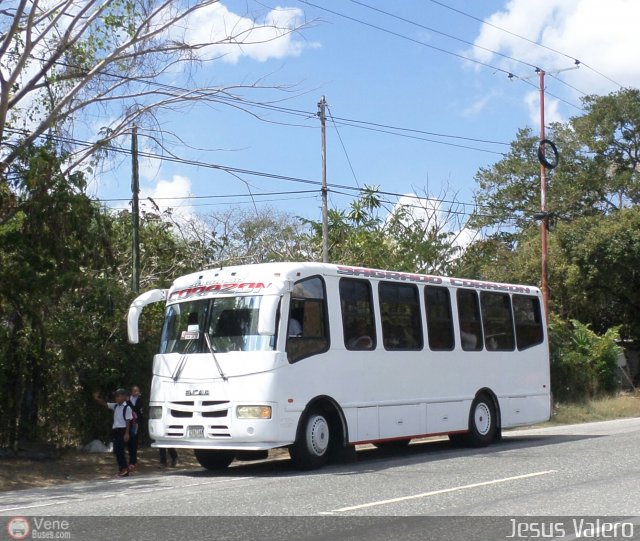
[468,0,640,99]
[389,193,477,255]
[461,93,494,117]
[140,174,195,222]
[170,4,313,64]
[524,91,563,126]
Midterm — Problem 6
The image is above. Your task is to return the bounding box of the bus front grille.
[207,425,231,438]
[202,410,227,418]
[166,425,185,437]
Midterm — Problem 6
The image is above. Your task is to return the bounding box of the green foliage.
[0,145,189,449]
[304,187,461,274]
[472,88,640,233]
[549,316,622,403]
[554,209,640,339]
[573,88,640,204]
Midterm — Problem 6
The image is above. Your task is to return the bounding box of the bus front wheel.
[467,394,496,447]
[194,449,235,470]
[289,409,330,470]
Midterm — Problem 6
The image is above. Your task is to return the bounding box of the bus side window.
[339,278,376,351]
[513,295,544,350]
[287,276,330,363]
[425,286,454,351]
[379,282,423,351]
[480,291,515,352]
[456,289,483,351]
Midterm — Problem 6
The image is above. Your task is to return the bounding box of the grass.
[548,392,640,425]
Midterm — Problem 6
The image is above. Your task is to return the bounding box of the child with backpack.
[93,389,133,477]
[126,385,143,472]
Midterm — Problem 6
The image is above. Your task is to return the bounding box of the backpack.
[123,402,138,434]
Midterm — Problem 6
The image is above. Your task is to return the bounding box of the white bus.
[128,262,550,470]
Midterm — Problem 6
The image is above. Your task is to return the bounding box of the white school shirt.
[107,402,133,429]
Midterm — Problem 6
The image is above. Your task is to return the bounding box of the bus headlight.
[236,405,272,419]
[148,406,163,419]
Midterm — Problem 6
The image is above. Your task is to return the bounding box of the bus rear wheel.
[194,449,235,470]
[467,394,496,447]
[289,409,330,470]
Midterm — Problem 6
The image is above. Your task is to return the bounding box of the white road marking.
[0,500,76,512]
[323,470,557,514]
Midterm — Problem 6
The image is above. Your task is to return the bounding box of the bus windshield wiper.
[204,332,228,382]
[172,347,190,382]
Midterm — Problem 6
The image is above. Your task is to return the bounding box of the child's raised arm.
[93,391,108,408]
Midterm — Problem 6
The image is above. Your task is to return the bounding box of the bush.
[549,315,622,402]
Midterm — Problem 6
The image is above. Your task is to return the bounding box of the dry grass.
[549,392,640,425]
[0,447,290,493]
[0,447,202,492]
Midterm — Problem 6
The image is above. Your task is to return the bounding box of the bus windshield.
[159,296,275,354]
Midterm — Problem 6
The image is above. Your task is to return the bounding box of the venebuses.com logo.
[5,516,72,539]
[6,517,30,540]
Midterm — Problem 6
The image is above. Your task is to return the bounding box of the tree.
[572,88,640,206]
[0,0,307,222]
[175,206,312,268]
[0,143,207,449]
[304,187,468,274]
[553,208,640,340]
[471,88,640,233]
[0,144,113,448]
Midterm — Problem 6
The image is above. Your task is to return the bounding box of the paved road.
[1,418,640,539]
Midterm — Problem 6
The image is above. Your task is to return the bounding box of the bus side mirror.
[128,289,167,343]
[258,295,280,336]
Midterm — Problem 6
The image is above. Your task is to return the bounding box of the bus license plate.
[187,426,205,438]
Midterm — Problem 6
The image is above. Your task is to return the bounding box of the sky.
[91,0,640,228]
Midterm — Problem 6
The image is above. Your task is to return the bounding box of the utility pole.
[538,69,549,322]
[131,126,140,294]
[521,65,576,322]
[318,96,329,263]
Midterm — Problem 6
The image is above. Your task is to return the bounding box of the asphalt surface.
[1,418,640,540]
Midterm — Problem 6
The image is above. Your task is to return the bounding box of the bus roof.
[166,262,540,303]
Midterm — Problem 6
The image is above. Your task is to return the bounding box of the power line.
[329,188,517,223]
[297,1,584,115]
[547,73,588,97]
[326,104,360,188]
[331,115,509,146]
[98,189,319,203]
[331,118,507,156]
[296,0,522,79]
[426,0,625,89]
[347,0,539,71]
[518,77,583,111]
[11,53,514,156]
[107,193,320,211]
[7,125,509,219]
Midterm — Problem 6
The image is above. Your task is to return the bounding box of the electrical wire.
[517,77,583,111]
[9,53,514,156]
[327,103,360,188]
[347,0,539,71]
[5,125,516,221]
[98,189,319,203]
[296,0,522,79]
[297,0,584,113]
[426,0,625,89]
[331,118,507,156]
